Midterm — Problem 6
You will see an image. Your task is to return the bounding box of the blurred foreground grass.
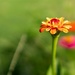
[0,0,75,75]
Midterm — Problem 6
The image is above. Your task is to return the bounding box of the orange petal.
[50,29,57,34]
[39,28,45,32]
[62,28,68,33]
[63,25,72,29]
[41,24,47,27]
[53,24,58,27]
[58,27,63,31]
[69,22,75,31]
[46,28,50,31]
[63,20,71,25]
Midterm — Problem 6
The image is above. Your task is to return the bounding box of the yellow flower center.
[64,36,72,43]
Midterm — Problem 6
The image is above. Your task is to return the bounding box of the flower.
[39,17,72,34]
[69,21,75,31]
[58,36,75,49]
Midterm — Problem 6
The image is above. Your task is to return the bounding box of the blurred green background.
[0,0,75,75]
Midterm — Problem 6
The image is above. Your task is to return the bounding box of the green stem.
[7,35,26,75]
[51,34,59,75]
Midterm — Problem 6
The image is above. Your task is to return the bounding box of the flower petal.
[53,24,58,27]
[63,20,71,24]
[46,17,51,21]
[62,28,68,33]
[63,25,72,29]
[69,22,75,31]
[58,27,63,31]
[59,17,64,23]
[41,24,47,27]
[50,29,57,34]
[39,28,45,32]
[46,28,50,31]
[42,21,47,24]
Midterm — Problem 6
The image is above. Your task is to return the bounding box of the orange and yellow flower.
[39,17,72,34]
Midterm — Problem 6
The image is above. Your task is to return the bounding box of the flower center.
[50,18,60,24]
[64,36,72,43]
